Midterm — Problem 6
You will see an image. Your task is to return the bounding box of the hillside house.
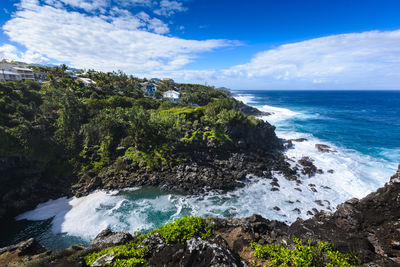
[141,83,158,94]
[163,90,180,102]
[0,70,22,82]
[77,77,96,86]
[0,59,34,81]
[12,67,34,80]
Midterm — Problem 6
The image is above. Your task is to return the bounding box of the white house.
[77,77,96,86]
[11,66,34,80]
[0,70,22,82]
[163,90,180,102]
[0,59,34,81]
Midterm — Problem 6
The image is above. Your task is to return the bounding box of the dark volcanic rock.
[90,229,133,249]
[315,144,337,153]
[234,100,270,117]
[0,154,75,222]
[297,156,317,177]
[0,238,50,266]
[140,233,245,267]
[291,138,308,142]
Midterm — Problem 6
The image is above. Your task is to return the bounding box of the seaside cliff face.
[1,165,399,266]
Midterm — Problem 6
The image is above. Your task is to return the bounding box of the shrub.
[250,237,361,267]
[149,216,214,244]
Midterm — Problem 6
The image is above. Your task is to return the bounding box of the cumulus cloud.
[154,0,187,16]
[0,44,50,64]
[221,30,400,88]
[3,0,233,73]
[143,30,400,89]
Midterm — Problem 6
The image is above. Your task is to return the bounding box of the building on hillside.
[163,90,180,102]
[163,78,175,85]
[34,71,47,81]
[77,77,96,86]
[12,66,35,80]
[0,70,22,82]
[65,70,78,78]
[0,59,34,81]
[141,83,158,94]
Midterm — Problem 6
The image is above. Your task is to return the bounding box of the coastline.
[4,90,399,252]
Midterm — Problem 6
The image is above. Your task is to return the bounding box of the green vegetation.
[0,68,259,178]
[148,216,213,244]
[250,237,361,267]
[83,216,214,266]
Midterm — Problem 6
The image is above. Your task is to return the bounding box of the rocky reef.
[1,165,399,266]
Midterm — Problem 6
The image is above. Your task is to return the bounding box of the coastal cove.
[3,90,399,254]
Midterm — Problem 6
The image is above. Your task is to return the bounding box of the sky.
[0,0,400,89]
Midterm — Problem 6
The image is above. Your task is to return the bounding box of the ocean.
[3,90,399,251]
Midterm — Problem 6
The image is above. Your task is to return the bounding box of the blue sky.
[1,0,400,89]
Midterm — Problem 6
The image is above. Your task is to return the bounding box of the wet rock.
[315,144,337,153]
[310,187,317,193]
[273,206,281,211]
[285,140,293,149]
[314,200,324,206]
[90,229,133,249]
[298,157,317,177]
[294,188,302,192]
[291,138,308,142]
[270,181,280,187]
[271,187,280,191]
[292,208,301,214]
[327,169,335,174]
[390,165,400,184]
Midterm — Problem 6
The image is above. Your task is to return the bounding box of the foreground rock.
[90,229,133,249]
[0,238,50,266]
[3,165,399,266]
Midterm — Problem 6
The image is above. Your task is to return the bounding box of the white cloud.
[221,30,400,89]
[0,44,50,64]
[154,0,187,16]
[43,0,109,12]
[143,30,400,90]
[3,0,233,73]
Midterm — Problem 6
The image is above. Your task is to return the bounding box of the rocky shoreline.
[1,165,399,266]
[0,103,287,221]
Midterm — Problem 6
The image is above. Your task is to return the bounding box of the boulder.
[90,229,133,249]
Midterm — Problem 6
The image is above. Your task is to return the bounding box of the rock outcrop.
[90,229,133,249]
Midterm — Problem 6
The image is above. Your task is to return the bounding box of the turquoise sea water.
[2,90,399,251]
